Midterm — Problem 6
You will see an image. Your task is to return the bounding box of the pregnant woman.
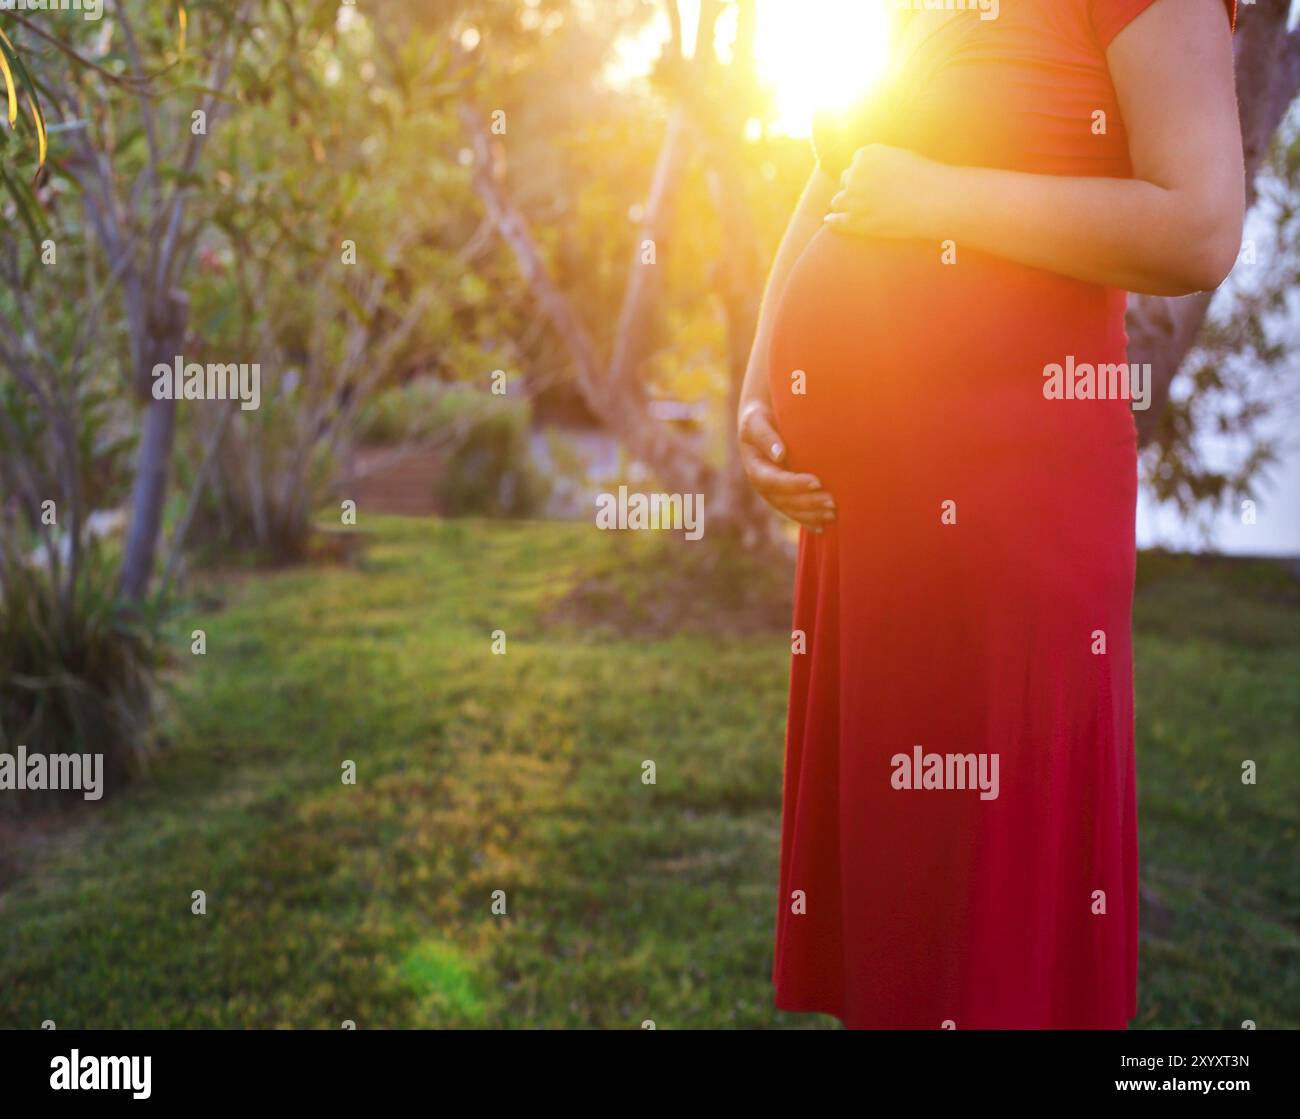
[739,0,1244,1029]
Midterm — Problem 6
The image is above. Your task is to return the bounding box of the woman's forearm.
[922,162,1243,296]
[739,168,837,417]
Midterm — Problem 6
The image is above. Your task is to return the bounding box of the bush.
[357,381,551,518]
[431,387,551,518]
[354,380,449,447]
[0,546,160,815]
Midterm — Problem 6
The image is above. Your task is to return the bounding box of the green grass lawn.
[1,518,1296,1028]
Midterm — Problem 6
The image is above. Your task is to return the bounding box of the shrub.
[430,388,551,518]
[354,380,449,447]
[0,545,161,815]
[356,381,551,517]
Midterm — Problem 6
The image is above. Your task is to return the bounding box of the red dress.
[768,0,1237,1029]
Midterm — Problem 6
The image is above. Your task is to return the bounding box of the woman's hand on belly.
[824,145,942,240]
[738,401,837,532]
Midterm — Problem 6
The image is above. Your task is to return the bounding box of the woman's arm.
[737,168,839,529]
[826,0,1245,296]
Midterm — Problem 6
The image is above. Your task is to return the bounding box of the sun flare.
[754,0,892,137]
[604,0,893,140]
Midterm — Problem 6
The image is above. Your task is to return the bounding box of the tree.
[456,0,774,528]
[0,3,261,599]
[1131,0,1300,447]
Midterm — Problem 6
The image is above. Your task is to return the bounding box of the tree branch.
[457,99,706,496]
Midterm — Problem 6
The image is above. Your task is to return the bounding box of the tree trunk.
[607,107,690,402]
[1132,0,1300,444]
[119,290,188,601]
[458,102,707,498]
[119,396,177,601]
[704,160,767,531]
[698,0,769,533]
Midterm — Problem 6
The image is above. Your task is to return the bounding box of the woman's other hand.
[737,400,836,532]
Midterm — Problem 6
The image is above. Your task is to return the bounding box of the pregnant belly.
[767,228,1134,491]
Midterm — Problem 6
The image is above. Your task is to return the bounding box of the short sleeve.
[1091,0,1236,50]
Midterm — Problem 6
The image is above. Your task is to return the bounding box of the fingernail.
[771,442,783,461]
[807,479,821,491]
